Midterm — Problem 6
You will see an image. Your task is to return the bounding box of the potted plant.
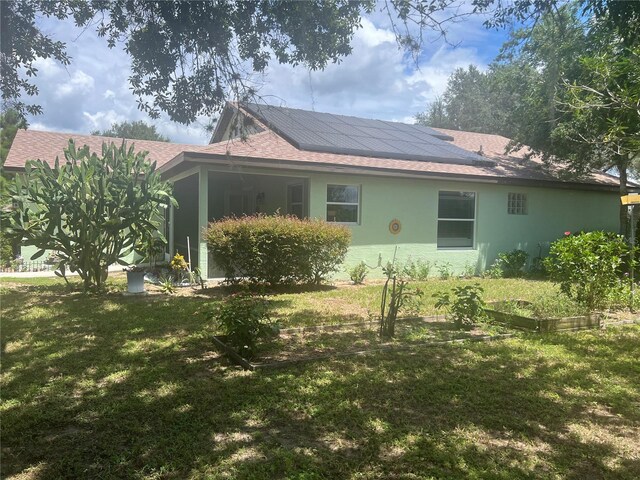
[125,264,147,293]
[125,235,168,294]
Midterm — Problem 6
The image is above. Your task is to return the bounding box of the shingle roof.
[431,127,623,187]
[4,129,195,170]
[185,126,620,188]
[432,128,538,161]
[5,117,623,190]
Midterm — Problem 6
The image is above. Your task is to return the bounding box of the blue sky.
[26,6,511,145]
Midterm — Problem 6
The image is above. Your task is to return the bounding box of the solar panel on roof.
[243,103,492,166]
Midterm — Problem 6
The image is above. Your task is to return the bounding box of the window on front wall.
[437,191,476,248]
[326,184,359,223]
[508,192,528,215]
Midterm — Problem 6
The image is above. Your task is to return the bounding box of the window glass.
[326,184,359,223]
[437,221,474,248]
[290,203,304,219]
[290,184,303,204]
[327,185,359,204]
[326,204,358,223]
[438,191,475,219]
[437,191,475,248]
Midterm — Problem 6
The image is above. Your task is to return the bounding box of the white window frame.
[326,184,360,225]
[437,190,477,250]
[508,192,528,215]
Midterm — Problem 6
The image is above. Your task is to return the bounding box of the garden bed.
[213,316,513,370]
[485,300,602,332]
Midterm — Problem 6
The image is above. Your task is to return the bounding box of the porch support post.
[168,203,175,258]
[198,166,209,277]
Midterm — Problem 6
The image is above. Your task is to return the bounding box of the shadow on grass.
[2,283,639,479]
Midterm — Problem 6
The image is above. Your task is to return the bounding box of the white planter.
[126,271,146,294]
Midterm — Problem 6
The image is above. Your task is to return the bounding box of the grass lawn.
[2,276,639,479]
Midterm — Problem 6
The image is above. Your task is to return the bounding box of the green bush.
[436,262,453,280]
[484,262,503,279]
[402,258,432,280]
[544,231,630,310]
[206,214,351,285]
[496,249,529,277]
[348,261,368,284]
[209,294,276,359]
[434,284,486,330]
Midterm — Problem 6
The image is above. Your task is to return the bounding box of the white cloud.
[357,17,396,47]
[257,14,487,123]
[32,57,63,77]
[83,110,127,131]
[103,89,116,99]
[55,70,95,98]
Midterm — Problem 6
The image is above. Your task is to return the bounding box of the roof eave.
[163,151,625,193]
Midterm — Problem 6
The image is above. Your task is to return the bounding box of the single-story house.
[5,102,628,278]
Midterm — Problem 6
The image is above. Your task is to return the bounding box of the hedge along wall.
[205,214,351,285]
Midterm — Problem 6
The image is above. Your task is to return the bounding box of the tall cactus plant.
[5,140,177,292]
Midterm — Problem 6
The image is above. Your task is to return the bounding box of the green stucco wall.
[17,163,620,279]
[307,172,619,277]
[167,164,619,280]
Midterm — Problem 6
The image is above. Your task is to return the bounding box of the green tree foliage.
[1,108,27,166]
[438,65,493,133]
[0,108,27,261]
[417,4,585,141]
[415,96,450,129]
[560,43,640,177]
[415,65,522,138]
[2,0,370,123]
[5,0,635,124]
[91,120,170,142]
[5,140,177,292]
[495,4,588,153]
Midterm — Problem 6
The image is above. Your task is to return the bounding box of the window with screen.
[326,184,359,224]
[437,191,476,248]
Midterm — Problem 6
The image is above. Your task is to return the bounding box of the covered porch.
[168,166,309,278]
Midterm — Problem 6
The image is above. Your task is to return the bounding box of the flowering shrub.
[544,231,630,309]
[206,214,351,285]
